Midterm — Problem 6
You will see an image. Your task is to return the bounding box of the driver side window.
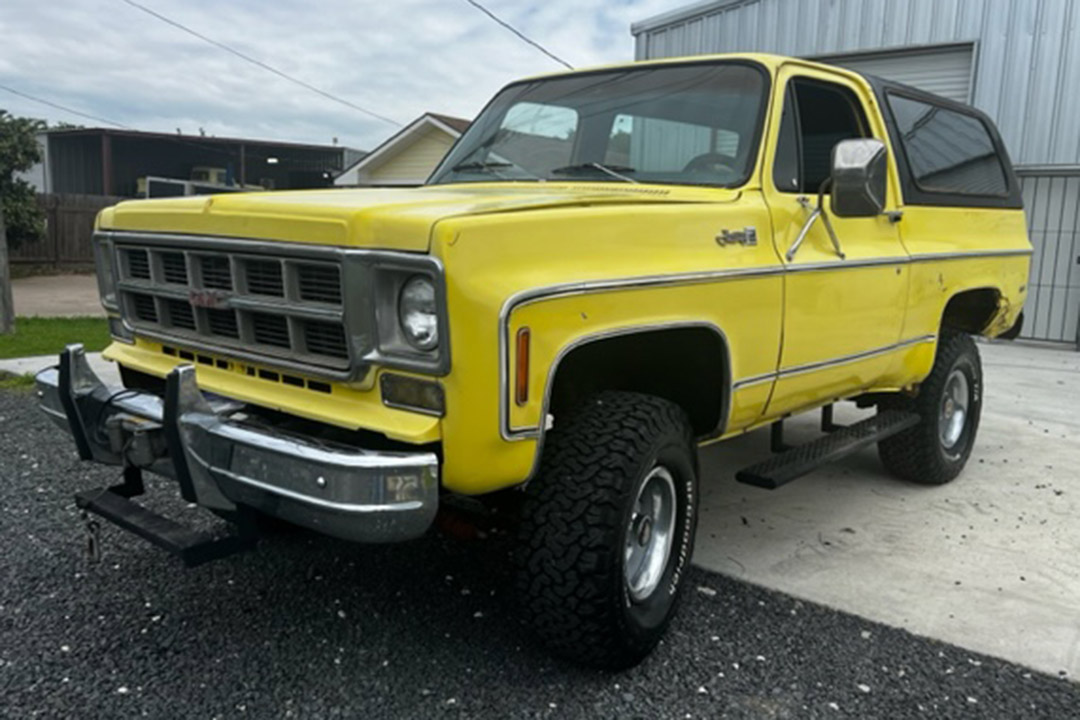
[773,78,870,194]
[604,114,740,176]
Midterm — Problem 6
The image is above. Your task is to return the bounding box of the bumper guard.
[36,345,439,552]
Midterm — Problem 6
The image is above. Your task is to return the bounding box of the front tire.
[516,392,699,669]
[878,331,983,484]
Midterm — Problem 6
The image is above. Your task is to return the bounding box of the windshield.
[428,62,768,188]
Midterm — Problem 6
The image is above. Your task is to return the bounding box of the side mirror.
[830,139,887,218]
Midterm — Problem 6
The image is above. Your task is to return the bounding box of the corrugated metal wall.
[1020,171,1080,344]
[821,44,974,102]
[633,0,1080,168]
[634,0,1080,344]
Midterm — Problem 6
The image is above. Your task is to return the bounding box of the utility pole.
[0,205,13,335]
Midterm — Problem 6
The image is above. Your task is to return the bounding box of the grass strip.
[0,317,111,360]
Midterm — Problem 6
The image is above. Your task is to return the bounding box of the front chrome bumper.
[36,345,439,543]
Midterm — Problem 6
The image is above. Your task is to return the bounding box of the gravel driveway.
[1,388,1077,719]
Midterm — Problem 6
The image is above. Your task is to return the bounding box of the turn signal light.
[380,373,445,416]
[515,327,530,406]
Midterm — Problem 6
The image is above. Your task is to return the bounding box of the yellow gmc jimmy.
[38,53,1030,668]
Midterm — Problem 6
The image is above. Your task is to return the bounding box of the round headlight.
[398,276,438,351]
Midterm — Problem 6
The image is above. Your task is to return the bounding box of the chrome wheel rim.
[624,465,677,603]
[939,369,970,450]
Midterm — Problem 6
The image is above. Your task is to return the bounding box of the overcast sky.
[0,0,680,150]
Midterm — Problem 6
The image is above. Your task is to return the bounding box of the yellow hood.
[98,182,740,252]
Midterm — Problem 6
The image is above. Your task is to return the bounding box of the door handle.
[788,190,846,262]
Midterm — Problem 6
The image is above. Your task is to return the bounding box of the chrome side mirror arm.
[788,181,845,262]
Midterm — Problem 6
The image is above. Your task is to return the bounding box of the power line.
[0,83,132,129]
[461,0,574,70]
[119,0,402,127]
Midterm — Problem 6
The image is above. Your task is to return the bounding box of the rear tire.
[516,392,699,669]
[878,332,983,484]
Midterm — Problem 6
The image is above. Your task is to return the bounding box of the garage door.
[818,43,975,104]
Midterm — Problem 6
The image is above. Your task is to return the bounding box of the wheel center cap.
[637,516,653,546]
[944,398,954,417]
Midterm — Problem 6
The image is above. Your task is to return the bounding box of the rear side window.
[886,95,1008,197]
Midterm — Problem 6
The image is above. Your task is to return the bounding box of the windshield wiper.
[450,160,513,177]
[550,162,638,184]
[449,160,543,181]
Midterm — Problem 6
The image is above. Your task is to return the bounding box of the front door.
[763,65,910,418]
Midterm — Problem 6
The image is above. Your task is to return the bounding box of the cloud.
[0,0,678,150]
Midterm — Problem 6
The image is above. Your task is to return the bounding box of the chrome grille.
[114,240,350,373]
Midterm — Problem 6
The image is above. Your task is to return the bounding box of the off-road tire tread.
[878,331,981,484]
[516,391,695,669]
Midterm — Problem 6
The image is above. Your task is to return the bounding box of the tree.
[1,110,45,334]
[0,110,47,250]
[1,207,12,334]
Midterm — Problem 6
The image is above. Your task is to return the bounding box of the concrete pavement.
[693,339,1080,679]
[12,273,104,317]
[0,351,120,385]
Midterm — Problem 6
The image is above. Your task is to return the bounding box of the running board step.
[75,488,257,567]
[736,410,920,490]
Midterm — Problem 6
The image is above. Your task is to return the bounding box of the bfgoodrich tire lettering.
[516,391,699,669]
[878,332,983,484]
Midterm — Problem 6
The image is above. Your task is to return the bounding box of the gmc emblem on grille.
[189,289,232,309]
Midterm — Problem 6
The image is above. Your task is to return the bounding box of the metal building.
[26,128,348,198]
[633,0,1080,345]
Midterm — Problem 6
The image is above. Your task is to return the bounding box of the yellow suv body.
[40,53,1029,667]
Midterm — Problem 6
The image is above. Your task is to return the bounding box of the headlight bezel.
[93,236,120,312]
[368,254,450,376]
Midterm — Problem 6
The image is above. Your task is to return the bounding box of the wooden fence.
[10,194,124,268]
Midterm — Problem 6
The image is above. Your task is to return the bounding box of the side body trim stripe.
[499,247,1031,440]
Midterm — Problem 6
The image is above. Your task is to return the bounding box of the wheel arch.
[544,322,732,439]
[940,286,1004,336]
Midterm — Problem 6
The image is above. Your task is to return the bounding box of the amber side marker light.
[515,327,530,406]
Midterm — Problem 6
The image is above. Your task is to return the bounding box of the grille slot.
[297,264,342,305]
[125,249,150,280]
[245,260,284,296]
[304,321,348,359]
[200,255,232,290]
[130,293,158,322]
[251,313,290,348]
[161,252,189,285]
[206,308,239,338]
[165,299,196,330]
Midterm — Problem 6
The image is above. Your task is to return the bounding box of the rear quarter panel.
[899,206,1030,356]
